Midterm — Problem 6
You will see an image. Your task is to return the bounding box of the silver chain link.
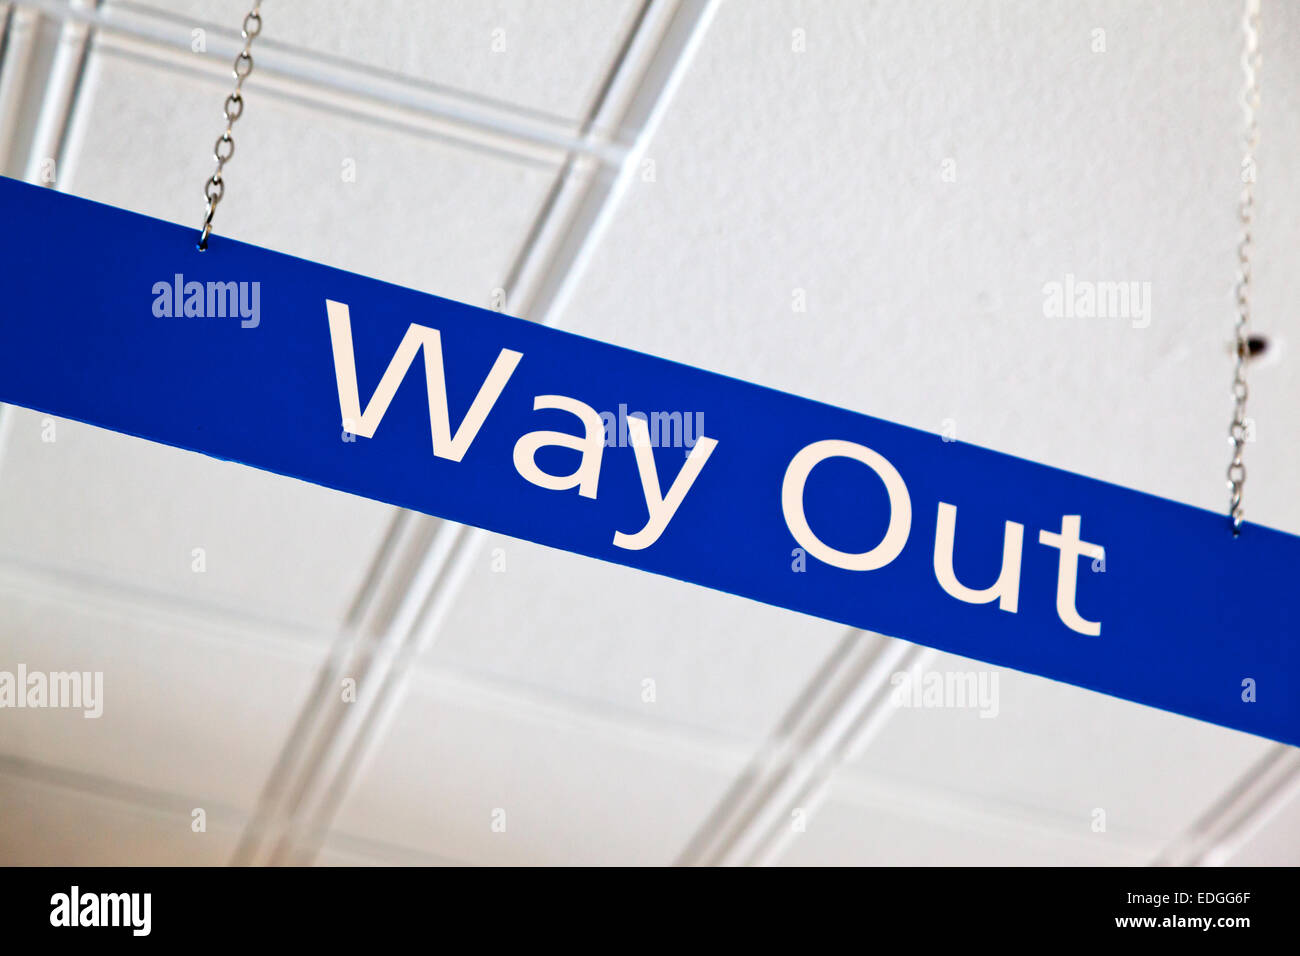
[1228,0,1260,536]
[197,1,263,251]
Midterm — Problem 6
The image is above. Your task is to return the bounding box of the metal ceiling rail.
[15,0,626,166]
[89,35,571,172]
[22,0,92,186]
[678,632,934,866]
[0,4,40,165]
[1156,745,1300,866]
[232,0,722,866]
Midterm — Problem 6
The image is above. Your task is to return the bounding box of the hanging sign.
[1,176,1296,745]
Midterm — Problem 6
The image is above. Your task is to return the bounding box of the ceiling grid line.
[0,4,38,165]
[278,0,721,866]
[20,0,93,185]
[0,512,1199,861]
[1155,744,1300,865]
[0,753,474,865]
[678,632,934,865]
[230,0,720,866]
[239,0,667,847]
[0,523,1274,866]
[0,0,92,570]
[0,652,1178,866]
[229,515,439,865]
[17,0,617,162]
[88,36,568,171]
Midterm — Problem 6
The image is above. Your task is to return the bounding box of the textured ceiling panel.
[1224,786,1300,865]
[424,532,847,743]
[64,42,562,301]
[114,0,644,122]
[330,676,739,865]
[0,581,320,812]
[0,772,242,865]
[847,651,1274,846]
[777,789,1151,866]
[0,409,391,629]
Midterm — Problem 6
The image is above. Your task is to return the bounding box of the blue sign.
[1,176,1295,745]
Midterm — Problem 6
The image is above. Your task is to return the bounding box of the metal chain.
[197,1,264,251]
[1228,0,1260,536]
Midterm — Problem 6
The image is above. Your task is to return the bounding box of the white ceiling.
[0,0,1297,866]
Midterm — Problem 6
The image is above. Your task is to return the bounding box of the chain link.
[1227,0,1260,536]
[197,2,263,251]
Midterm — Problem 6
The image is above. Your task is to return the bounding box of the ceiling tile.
[1220,778,1300,866]
[0,406,395,630]
[0,772,240,865]
[847,650,1275,846]
[778,791,1147,866]
[422,532,847,743]
[330,675,740,865]
[63,42,564,304]
[0,582,321,812]
[112,0,644,123]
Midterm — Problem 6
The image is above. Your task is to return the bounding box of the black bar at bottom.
[0,865,1291,943]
